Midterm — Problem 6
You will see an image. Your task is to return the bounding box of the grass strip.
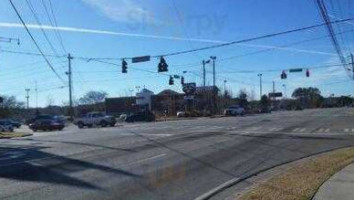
[239,147,354,200]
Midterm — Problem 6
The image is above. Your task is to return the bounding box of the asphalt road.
[1,108,354,200]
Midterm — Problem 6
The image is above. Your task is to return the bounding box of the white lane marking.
[275,128,283,131]
[324,128,330,133]
[299,128,306,132]
[317,128,324,132]
[132,153,166,165]
[292,128,300,132]
[248,127,262,131]
[194,176,241,200]
[269,128,277,131]
[344,128,349,133]
[352,129,354,132]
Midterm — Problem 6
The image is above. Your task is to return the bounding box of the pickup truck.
[74,112,116,128]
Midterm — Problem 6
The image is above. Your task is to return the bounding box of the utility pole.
[210,56,216,87]
[66,53,73,120]
[25,88,30,109]
[282,84,287,98]
[223,80,227,95]
[210,56,217,114]
[351,54,354,80]
[202,59,210,88]
[258,73,263,99]
[35,81,38,114]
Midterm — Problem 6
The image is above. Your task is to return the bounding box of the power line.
[8,0,65,83]
[43,0,67,54]
[315,0,351,79]
[151,17,354,58]
[25,0,60,56]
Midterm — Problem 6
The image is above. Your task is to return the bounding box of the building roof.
[157,89,182,96]
[139,88,154,94]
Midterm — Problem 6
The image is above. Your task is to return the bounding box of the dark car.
[8,119,21,128]
[29,115,65,132]
[125,111,156,123]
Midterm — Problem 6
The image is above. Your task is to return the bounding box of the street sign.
[182,82,196,95]
[132,55,150,63]
[289,68,303,73]
[269,92,283,97]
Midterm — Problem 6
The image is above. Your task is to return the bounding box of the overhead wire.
[8,0,66,83]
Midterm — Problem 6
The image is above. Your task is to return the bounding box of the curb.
[194,145,354,200]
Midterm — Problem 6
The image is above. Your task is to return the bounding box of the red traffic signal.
[306,69,310,77]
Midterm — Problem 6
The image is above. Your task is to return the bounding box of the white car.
[177,111,186,117]
[224,106,245,116]
[0,120,14,132]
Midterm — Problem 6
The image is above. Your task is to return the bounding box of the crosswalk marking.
[344,128,349,132]
[292,128,300,132]
[352,129,354,132]
[324,128,330,133]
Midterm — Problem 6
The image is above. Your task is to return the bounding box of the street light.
[258,74,263,99]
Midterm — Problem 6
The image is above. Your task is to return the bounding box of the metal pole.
[351,54,354,80]
[210,56,216,87]
[282,84,287,98]
[35,81,38,109]
[202,60,206,88]
[67,53,73,119]
[210,56,216,114]
[25,88,30,109]
[258,74,263,99]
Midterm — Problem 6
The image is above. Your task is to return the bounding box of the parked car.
[0,120,13,132]
[177,111,186,117]
[74,112,116,128]
[28,115,65,132]
[125,111,156,123]
[7,119,21,128]
[224,105,245,116]
[119,114,128,121]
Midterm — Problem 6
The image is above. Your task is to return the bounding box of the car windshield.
[1,1,354,200]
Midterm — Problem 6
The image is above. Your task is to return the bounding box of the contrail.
[0,22,334,55]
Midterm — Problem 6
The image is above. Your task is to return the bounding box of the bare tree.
[79,91,108,105]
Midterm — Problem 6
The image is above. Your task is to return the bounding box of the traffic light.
[158,57,168,72]
[169,75,174,85]
[281,70,287,79]
[306,69,310,77]
[181,76,185,85]
[122,59,128,73]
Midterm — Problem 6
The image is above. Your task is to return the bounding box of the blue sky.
[0,0,353,107]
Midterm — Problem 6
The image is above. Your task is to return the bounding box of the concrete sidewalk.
[314,163,354,200]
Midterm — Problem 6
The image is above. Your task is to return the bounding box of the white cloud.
[81,0,157,24]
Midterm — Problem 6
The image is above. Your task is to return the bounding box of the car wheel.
[78,122,84,129]
[100,121,107,127]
